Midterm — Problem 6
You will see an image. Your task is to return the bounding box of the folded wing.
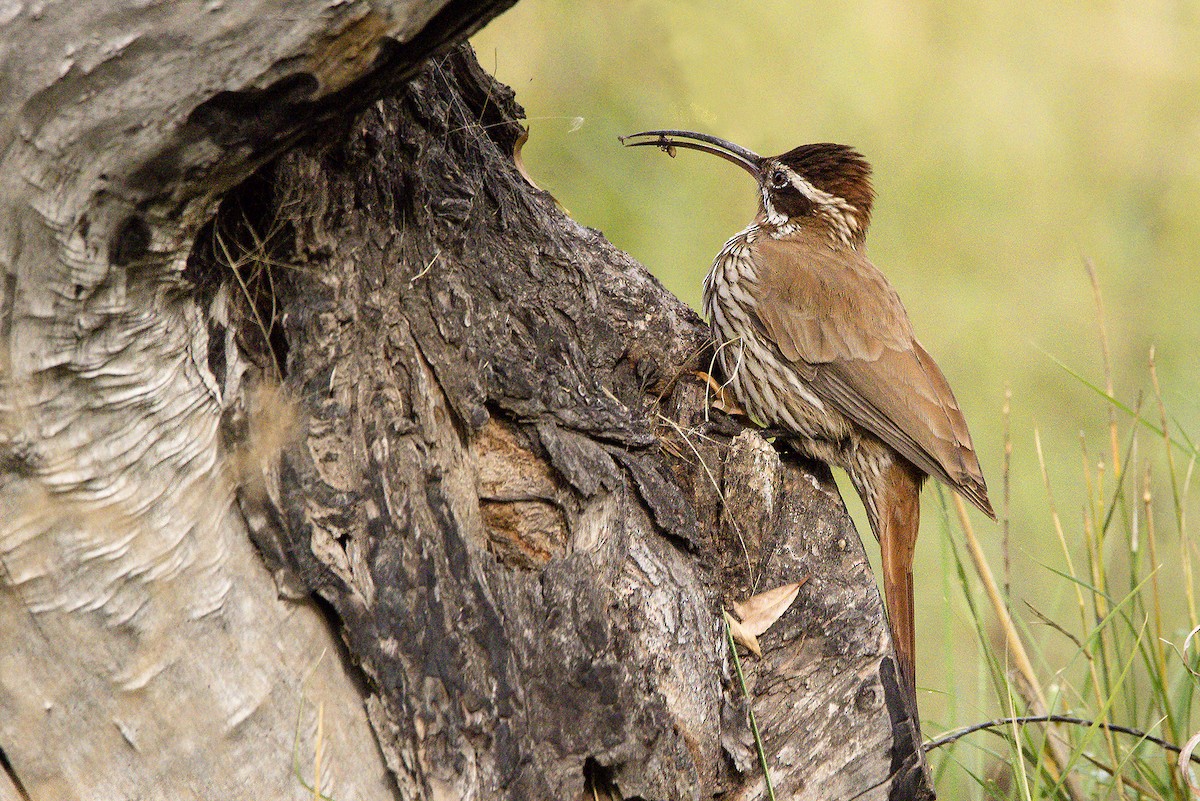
[750,233,994,518]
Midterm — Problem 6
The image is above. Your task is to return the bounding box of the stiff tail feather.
[875,459,924,715]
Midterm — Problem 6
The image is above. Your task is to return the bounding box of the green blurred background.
[473,0,1200,774]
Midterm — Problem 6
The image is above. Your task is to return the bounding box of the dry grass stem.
[1002,386,1013,603]
[952,493,1086,801]
[1085,258,1121,478]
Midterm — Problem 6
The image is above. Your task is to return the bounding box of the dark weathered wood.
[219,45,929,799]
[1,0,927,796]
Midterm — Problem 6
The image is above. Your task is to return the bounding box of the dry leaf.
[724,610,762,657]
[512,127,541,192]
[732,579,807,637]
[1180,729,1200,797]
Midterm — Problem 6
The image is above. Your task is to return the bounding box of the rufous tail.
[875,459,924,712]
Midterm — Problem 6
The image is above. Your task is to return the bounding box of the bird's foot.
[694,371,746,417]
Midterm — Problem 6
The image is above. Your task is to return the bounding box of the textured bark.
[0,3,512,800]
[205,47,929,799]
[1,3,928,800]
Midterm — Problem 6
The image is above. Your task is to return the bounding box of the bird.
[622,129,995,712]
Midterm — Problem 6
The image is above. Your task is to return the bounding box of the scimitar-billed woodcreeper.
[622,129,995,714]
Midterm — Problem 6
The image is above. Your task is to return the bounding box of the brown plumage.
[623,130,995,713]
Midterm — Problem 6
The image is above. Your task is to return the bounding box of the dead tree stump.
[0,3,927,797]
[206,47,927,799]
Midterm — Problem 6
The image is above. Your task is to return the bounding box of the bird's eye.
[769,169,789,189]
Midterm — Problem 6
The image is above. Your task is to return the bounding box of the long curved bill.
[620,129,761,177]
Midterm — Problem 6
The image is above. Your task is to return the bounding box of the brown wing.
[750,232,994,518]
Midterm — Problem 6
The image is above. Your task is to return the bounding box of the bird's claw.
[694,371,746,416]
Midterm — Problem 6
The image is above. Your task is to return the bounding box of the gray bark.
[0,3,928,800]
[0,3,511,800]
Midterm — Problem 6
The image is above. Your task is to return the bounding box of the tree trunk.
[0,4,927,800]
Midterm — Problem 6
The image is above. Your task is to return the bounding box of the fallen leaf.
[724,609,762,657]
[732,579,807,637]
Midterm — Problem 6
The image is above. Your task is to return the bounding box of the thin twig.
[409,249,440,285]
[927,714,1199,764]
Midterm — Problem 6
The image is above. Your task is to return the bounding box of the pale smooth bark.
[0,2,509,799]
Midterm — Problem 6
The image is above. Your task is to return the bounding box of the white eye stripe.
[761,169,863,247]
[791,174,821,200]
[779,170,831,207]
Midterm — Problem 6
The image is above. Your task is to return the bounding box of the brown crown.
[774,143,875,225]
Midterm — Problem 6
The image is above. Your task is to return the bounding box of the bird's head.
[621,130,874,248]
